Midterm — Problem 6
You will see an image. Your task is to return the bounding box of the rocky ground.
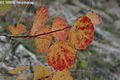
[0,0,120,80]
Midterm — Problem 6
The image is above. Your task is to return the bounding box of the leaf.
[0,0,12,16]
[52,69,73,80]
[9,24,27,35]
[52,16,68,40]
[34,25,52,53]
[30,5,49,35]
[69,16,94,49]
[86,11,102,25]
[80,60,88,67]
[34,64,51,80]
[47,40,77,71]
[8,65,29,74]
[16,73,28,80]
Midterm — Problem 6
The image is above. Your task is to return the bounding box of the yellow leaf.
[8,65,29,74]
[0,0,12,16]
[34,25,52,53]
[52,69,73,80]
[16,73,28,80]
[52,16,68,40]
[47,40,77,71]
[30,5,49,35]
[69,16,94,49]
[9,24,27,35]
[86,11,102,25]
[34,64,51,80]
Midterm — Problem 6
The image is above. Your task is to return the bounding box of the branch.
[0,26,72,39]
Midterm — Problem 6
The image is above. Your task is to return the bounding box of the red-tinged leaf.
[52,69,73,80]
[0,0,12,16]
[9,24,27,35]
[30,5,49,35]
[8,65,29,74]
[86,11,102,25]
[69,16,94,49]
[52,16,68,40]
[47,40,77,71]
[34,25,52,53]
[34,64,51,80]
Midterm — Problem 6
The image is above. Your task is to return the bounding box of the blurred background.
[0,0,120,80]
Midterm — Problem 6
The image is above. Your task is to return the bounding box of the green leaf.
[80,60,88,67]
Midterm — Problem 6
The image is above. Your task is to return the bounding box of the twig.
[0,25,72,39]
[17,0,30,24]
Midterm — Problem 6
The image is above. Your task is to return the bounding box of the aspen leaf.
[34,64,51,80]
[52,16,68,40]
[9,24,27,35]
[47,40,77,71]
[16,73,28,80]
[52,69,73,80]
[8,65,29,74]
[69,16,94,49]
[0,0,12,16]
[30,5,49,35]
[34,25,52,53]
[86,11,102,25]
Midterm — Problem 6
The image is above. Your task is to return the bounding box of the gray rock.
[114,20,120,30]
[4,44,40,71]
[66,4,80,13]
[49,2,77,25]
[0,43,11,61]
[0,43,41,80]
[0,36,7,42]
[105,0,120,18]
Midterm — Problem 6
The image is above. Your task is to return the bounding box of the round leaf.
[47,40,77,71]
[30,5,49,35]
[86,11,102,25]
[34,64,51,80]
[69,16,94,49]
[9,24,27,35]
[34,25,52,53]
[52,16,68,40]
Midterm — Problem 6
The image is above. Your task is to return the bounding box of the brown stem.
[0,25,72,38]
[38,75,50,80]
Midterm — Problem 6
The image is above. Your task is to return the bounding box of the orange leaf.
[47,40,77,71]
[0,0,12,16]
[9,24,27,35]
[16,73,28,80]
[8,65,29,74]
[52,16,68,40]
[86,11,102,25]
[30,5,49,35]
[34,25,52,53]
[52,69,73,80]
[69,16,94,49]
[34,64,51,80]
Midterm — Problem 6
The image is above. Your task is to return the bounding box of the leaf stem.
[0,25,72,39]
